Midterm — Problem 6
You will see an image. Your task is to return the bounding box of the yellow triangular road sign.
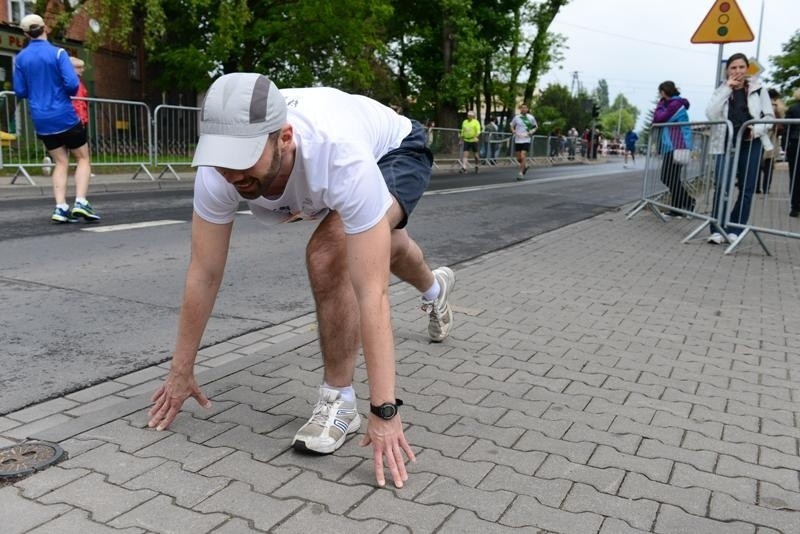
[691,0,754,44]
[746,57,763,77]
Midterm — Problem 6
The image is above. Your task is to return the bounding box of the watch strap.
[369,399,404,419]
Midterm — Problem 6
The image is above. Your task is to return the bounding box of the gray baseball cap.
[192,73,287,169]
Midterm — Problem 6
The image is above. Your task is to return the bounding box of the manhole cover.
[0,441,66,479]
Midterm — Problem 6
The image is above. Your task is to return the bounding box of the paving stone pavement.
[2,204,800,534]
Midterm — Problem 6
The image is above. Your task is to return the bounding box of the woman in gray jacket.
[705,53,774,244]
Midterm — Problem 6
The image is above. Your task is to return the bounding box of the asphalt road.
[0,161,644,413]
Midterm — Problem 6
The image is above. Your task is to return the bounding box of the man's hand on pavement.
[360,415,416,488]
[147,371,211,431]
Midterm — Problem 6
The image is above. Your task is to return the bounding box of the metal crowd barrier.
[152,104,200,180]
[720,117,800,255]
[427,127,513,171]
[627,120,732,242]
[0,91,48,185]
[0,92,154,183]
[83,96,153,180]
[0,98,611,185]
[427,127,591,171]
[629,117,800,258]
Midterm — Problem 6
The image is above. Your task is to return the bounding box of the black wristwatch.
[369,399,404,420]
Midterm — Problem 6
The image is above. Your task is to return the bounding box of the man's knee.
[70,144,90,160]
[389,229,410,266]
[307,216,348,291]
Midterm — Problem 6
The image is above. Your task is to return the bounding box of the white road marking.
[426,168,615,196]
[81,220,186,233]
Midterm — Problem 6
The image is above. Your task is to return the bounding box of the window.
[8,0,35,23]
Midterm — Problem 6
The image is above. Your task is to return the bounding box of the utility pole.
[570,71,580,96]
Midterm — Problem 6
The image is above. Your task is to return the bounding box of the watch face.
[379,404,397,419]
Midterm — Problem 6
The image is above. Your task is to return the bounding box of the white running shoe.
[292,386,360,454]
[422,266,455,342]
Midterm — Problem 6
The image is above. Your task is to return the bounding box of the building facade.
[0,0,145,101]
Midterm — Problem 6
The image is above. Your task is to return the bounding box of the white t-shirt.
[510,113,538,143]
[193,87,412,234]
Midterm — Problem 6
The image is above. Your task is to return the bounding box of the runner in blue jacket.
[14,14,99,223]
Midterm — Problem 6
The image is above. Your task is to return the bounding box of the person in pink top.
[69,57,88,126]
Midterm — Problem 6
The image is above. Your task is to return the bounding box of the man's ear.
[279,124,293,148]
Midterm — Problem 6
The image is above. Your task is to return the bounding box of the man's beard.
[238,142,282,199]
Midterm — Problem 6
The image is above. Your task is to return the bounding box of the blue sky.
[539,0,796,130]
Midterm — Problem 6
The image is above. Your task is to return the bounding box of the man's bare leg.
[48,147,70,205]
[306,211,360,387]
[389,227,434,293]
[70,143,92,199]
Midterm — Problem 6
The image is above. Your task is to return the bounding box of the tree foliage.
[594,79,609,111]
[768,30,800,96]
[536,84,591,133]
[85,0,393,93]
[63,0,571,124]
[598,93,639,138]
[520,0,568,104]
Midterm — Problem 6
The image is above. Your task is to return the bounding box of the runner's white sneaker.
[292,386,361,454]
[422,266,455,342]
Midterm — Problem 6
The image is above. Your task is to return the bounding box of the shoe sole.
[429,267,455,342]
[291,413,361,455]
[52,216,78,223]
[429,303,453,343]
[71,210,101,222]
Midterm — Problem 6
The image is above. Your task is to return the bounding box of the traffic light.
[591,103,600,119]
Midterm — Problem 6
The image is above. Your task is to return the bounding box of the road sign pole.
[755,0,765,60]
[715,44,724,87]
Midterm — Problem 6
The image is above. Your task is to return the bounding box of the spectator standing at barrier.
[69,57,89,126]
[425,119,435,147]
[786,88,800,217]
[624,128,638,166]
[549,128,561,158]
[591,127,602,159]
[146,73,456,489]
[510,103,538,179]
[567,126,578,160]
[459,110,481,173]
[581,128,590,158]
[757,88,786,194]
[13,14,98,223]
[483,115,498,165]
[706,53,774,243]
[653,81,695,216]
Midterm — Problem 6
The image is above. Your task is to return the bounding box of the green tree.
[83,0,393,94]
[535,83,591,131]
[64,0,569,127]
[533,105,565,134]
[768,29,800,95]
[384,0,485,127]
[594,79,610,111]
[383,0,565,127]
[503,0,568,107]
[638,99,657,149]
[600,93,639,138]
